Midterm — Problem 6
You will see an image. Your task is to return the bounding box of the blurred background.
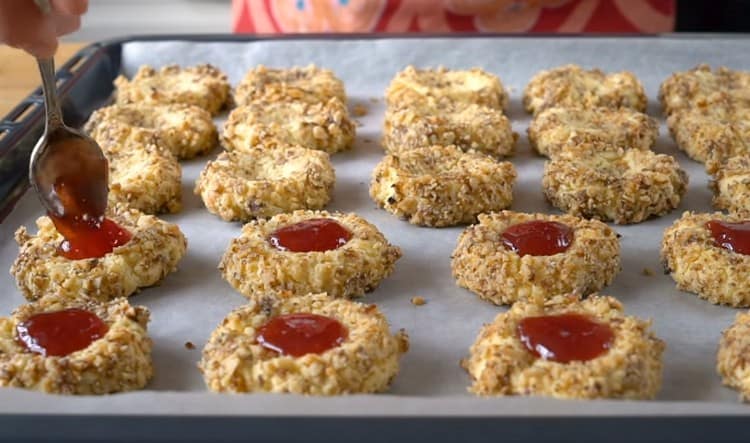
[62,0,229,41]
[58,0,750,42]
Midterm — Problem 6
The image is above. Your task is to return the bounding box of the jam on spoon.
[517,313,614,363]
[256,313,348,357]
[16,308,108,357]
[501,220,574,257]
[29,56,130,260]
[49,173,131,260]
[268,218,352,253]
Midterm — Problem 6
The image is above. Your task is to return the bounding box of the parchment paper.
[1,36,750,415]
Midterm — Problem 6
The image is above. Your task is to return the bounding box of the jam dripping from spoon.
[47,159,130,260]
[29,56,130,260]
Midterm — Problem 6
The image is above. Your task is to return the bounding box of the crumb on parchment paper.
[185,341,196,350]
[353,104,368,117]
[411,296,426,306]
[642,267,654,277]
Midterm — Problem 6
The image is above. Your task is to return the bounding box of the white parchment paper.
[1,36,750,415]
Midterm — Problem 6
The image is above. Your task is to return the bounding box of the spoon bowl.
[28,57,109,222]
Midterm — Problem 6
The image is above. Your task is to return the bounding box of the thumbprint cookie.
[84,103,217,160]
[451,211,620,305]
[114,64,230,115]
[0,297,152,394]
[219,210,401,299]
[370,145,516,227]
[711,156,750,216]
[528,106,658,158]
[11,206,187,303]
[666,106,750,171]
[195,145,335,222]
[222,98,355,154]
[523,64,647,115]
[386,66,508,111]
[462,294,664,399]
[200,293,408,395]
[382,100,516,158]
[659,64,750,117]
[717,311,750,401]
[543,142,688,224]
[100,130,182,214]
[662,211,750,307]
[234,65,346,106]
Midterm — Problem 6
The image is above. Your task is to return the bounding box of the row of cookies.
[93,63,750,225]
[0,203,669,399]
[82,63,355,222]
[370,65,688,227]
[205,208,407,394]
[208,207,749,400]
[15,205,750,400]
[6,204,188,393]
[208,187,750,397]
[85,64,231,214]
[225,65,749,397]
[374,64,750,226]
[185,67,415,392]
[108,65,408,395]
[661,64,750,216]
[524,64,688,224]
[0,65,357,394]
[88,63,747,227]
[4,64,234,393]
[2,65,232,393]
[372,67,517,227]
[529,63,750,221]
[4,206,410,395]
[414,114,662,399]
[452,209,750,400]
[450,207,750,309]
[196,65,356,222]
[5,62,750,402]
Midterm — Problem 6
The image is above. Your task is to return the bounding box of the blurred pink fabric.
[233,0,675,34]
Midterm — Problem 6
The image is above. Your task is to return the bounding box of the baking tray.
[1,34,750,442]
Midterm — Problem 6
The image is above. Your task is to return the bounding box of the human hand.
[0,0,88,58]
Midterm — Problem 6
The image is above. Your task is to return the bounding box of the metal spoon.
[28,11,108,223]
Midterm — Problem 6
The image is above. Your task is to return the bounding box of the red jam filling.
[49,175,131,260]
[16,308,108,357]
[706,220,750,255]
[256,313,348,357]
[56,217,132,260]
[268,218,352,253]
[517,313,614,363]
[501,220,574,257]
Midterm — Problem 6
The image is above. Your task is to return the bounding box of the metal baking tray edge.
[1,34,750,443]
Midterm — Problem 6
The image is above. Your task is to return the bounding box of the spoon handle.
[36,57,64,132]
